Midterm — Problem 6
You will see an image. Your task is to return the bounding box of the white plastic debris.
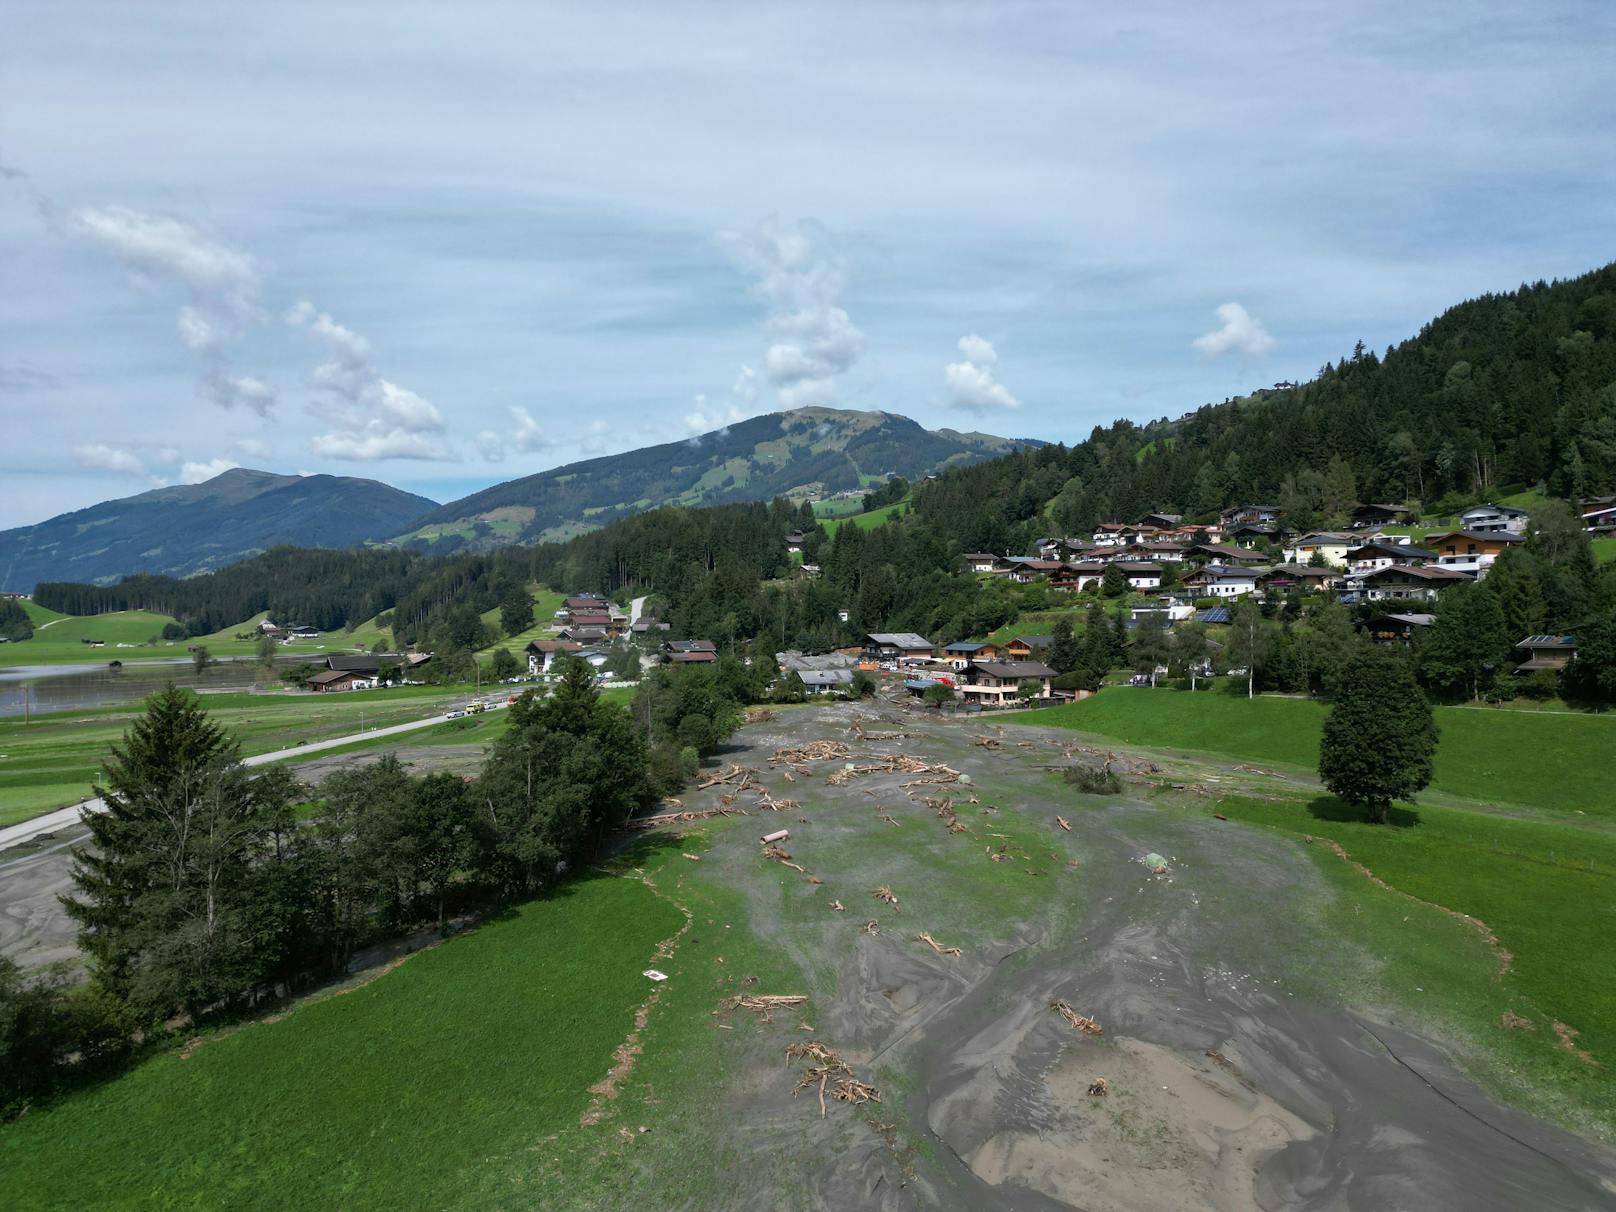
[643,969,669,982]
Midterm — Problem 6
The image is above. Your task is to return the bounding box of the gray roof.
[775,650,858,672]
[799,669,855,687]
[973,660,1057,679]
[864,632,934,650]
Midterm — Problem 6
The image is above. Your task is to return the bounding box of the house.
[1091,523,1135,547]
[941,640,1002,669]
[1285,531,1355,567]
[1515,635,1576,672]
[526,638,583,675]
[664,639,719,661]
[1048,562,1106,593]
[307,669,371,692]
[862,632,936,663]
[957,660,1056,706]
[784,530,807,554]
[1003,635,1055,661]
[798,563,822,578]
[1131,600,1195,624]
[289,625,320,640]
[560,625,609,644]
[1182,564,1259,598]
[1460,503,1529,534]
[1351,503,1414,529]
[1220,504,1280,527]
[1421,530,1523,575]
[1129,541,1190,562]
[1581,497,1616,533]
[1366,613,1435,644]
[1346,540,1435,575]
[798,669,855,694]
[959,552,1009,574]
[776,650,859,674]
[1184,542,1266,566]
[630,617,672,635]
[1358,564,1470,602]
[1139,512,1183,529]
[1004,557,1066,584]
[1226,523,1279,548]
[1257,563,1337,593]
[1114,561,1164,590]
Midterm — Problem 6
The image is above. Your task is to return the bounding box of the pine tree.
[1319,650,1438,824]
[1049,616,1080,674]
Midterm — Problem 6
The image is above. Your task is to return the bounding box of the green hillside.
[397,408,1031,554]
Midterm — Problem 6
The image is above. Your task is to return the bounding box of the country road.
[0,701,510,853]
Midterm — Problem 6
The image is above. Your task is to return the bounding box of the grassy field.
[0,868,689,1210]
[0,686,477,825]
[3,605,366,668]
[1207,793,1616,1134]
[476,586,567,663]
[810,495,869,518]
[818,495,911,537]
[1593,535,1616,564]
[1010,687,1616,818]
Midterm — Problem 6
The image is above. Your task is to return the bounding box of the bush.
[161,622,187,641]
[1064,764,1122,795]
[1516,669,1561,700]
[1193,597,1220,611]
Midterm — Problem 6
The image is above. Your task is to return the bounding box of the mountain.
[393,407,1037,552]
[0,469,437,591]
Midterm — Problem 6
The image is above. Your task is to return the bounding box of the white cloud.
[721,218,864,410]
[943,334,1021,411]
[577,418,612,456]
[290,301,452,461]
[176,305,218,352]
[72,442,146,476]
[684,394,747,440]
[202,370,276,416]
[475,405,552,463]
[311,423,454,462]
[180,457,239,484]
[153,447,181,465]
[475,430,505,463]
[70,205,257,312]
[1192,302,1276,356]
[234,437,273,459]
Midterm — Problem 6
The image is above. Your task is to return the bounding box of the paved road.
[0,701,510,853]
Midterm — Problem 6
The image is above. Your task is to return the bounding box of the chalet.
[560,625,609,644]
[556,594,610,624]
[1182,564,1259,598]
[1346,540,1435,575]
[784,531,807,554]
[1460,503,1529,534]
[798,563,822,578]
[960,552,1008,574]
[1091,523,1135,547]
[1350,503,1414,529]
[1139,512,1183,529]
[308,669,370,692]
[957,660,1056,706]
[1184,542,1266,566]
[1285,531,1355,567]
[1003,635,1055,661]
[664,639,719,661]
[1358,564,1469,602]
[1581,497,1616,533]
[1226,523,1279,548]
[941,640,1000,670]
[1366,613,1435,644]
[862,632,936,663]
[1421,530,1523,575]
[1257,563,1336,593]
[1515,635,1576,672]
[289,625,321,640]
[1004,557,1066,584]
[798,669,855,695]
[526,638,583,675]
[1114,561,1164,590]
[1128,541,1189,562]
[630,617,672,634]
[1220,504,1280,527]
[1049,562,1105,593]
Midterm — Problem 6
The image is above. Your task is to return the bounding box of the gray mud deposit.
[693,703,1616,1211]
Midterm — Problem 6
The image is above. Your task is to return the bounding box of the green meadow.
[1010,687,1616,818]
[817,495,911,537]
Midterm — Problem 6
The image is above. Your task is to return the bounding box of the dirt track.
[669,701,1616,1211]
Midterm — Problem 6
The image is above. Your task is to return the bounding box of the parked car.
[445,709,468,719]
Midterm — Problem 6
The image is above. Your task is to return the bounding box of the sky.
[3,2,1615,529]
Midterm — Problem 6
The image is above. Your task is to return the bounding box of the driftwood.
[762,844,807,874]
[1051,1001,1103,1035]
[785,1042,880,1116]
[861,919,880,935]
[1088,1076,1109,1097]
[830,900,846,912]
[916,932,961,958]
[1055,816,1072,832]
[725,994,808,1012]
[623,805,746,832]
[872,886,900,908]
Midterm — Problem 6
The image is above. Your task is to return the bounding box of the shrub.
[1064,764,1122,795]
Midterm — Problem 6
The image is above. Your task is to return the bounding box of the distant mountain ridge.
[395,407,1038,552]
[0,469,437,591]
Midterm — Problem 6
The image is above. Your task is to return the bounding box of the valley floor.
[4,697,1616,1209]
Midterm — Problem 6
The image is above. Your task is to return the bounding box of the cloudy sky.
[3,2,1614,528]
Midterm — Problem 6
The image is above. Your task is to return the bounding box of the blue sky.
[3,2,1615,528]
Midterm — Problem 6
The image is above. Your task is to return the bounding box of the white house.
[1459,503,1529,535]
[1284,531,1355,568]
[1183,564,1258,598]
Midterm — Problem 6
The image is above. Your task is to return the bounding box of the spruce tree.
[1319,650,1438,824]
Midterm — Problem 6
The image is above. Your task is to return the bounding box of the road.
[0,701,510,853]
